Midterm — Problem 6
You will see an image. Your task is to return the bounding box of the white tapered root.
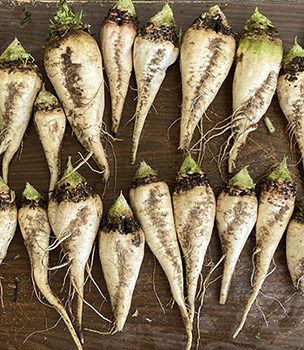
[131,35,178,163]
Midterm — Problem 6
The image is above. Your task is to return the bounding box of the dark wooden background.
[0,1,304,350]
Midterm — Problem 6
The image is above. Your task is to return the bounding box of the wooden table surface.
[0,1,304,350]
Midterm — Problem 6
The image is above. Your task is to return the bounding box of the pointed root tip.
[130,149,137,164]
[2,174,8,186]
[219,294,227,305]
[112,325,123,334]
[178,144,188,151]
[103,172,110,183]
[75,319,85,345]
[232,330,239,339]
[184,318,193,350]
[130,137,139,164]
[101,163,111,183]
[178,138,191,151]
[227,128,253,173]
[111,125,118,136]
[228,158,235,173]
[232,323,243,339]
[185,337,193,350]
[228,140,242,173]
[79,331,84,345]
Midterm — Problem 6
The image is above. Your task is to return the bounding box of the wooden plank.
[0,1,303,350]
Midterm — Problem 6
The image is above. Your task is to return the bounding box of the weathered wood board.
[0,1,304,350]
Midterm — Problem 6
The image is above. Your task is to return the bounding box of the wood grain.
[0,1,304,350]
